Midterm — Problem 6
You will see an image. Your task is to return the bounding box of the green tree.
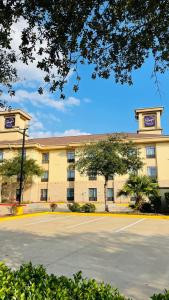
[0,155,43,202]
[75,136,143,211]
[118,174,159,208]
[1,1,169,96]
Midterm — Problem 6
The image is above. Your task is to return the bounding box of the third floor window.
[67,151,75,162]
[42,153,49,163]
[146,146,156,158]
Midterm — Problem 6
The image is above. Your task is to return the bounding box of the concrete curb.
[0,211,169,222]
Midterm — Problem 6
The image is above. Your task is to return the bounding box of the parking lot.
[0,213,169,300]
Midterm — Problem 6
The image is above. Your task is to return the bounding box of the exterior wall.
[0,140,169,204]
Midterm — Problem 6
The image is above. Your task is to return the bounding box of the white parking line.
[67,216,106,229]
[115,218,145,233]
[25,216,73,226]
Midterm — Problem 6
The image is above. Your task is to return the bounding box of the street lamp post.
[18,127,28,205]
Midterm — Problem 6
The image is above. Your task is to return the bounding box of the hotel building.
[0,106,168,206]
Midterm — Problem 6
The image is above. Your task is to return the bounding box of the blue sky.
[2,21,169,138]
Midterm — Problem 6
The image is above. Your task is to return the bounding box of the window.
[88,171,97,180]
[67,151,75,162]
[67,188,74,201]
[67,168,75,181]
[146,146,156,158]
[89,188,97,201]
[108,175,113,180]
[40,189,48,201]
[147,166,157,178]
[0,150,3,162]
[41,171,49,182]
[107,188,114,201]
[42,152,49,163]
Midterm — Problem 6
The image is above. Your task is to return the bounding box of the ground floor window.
[40,189,48,201]
[147,166,157,178]
[107,188,114,201]
[67,188,74,201]
[89,188,97,201]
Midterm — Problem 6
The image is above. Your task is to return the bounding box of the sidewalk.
[0,202,132,217]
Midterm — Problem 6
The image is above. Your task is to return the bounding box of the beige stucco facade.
[0,106,169,205]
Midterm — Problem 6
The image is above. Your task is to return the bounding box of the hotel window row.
[41,146,156,165]
[40,188,114,202]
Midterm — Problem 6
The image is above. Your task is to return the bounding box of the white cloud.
[3,90,80,112]
[29,129,90,138]
[29,112,44,131]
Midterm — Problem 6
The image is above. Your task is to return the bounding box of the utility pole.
[18,128,27,205]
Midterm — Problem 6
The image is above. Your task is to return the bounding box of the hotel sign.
[5,116,15,129]
[144,115,156,127]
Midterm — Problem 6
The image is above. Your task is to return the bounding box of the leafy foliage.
[0,154,43,201]
[0,154,43,182]
[0,262,129,300]
[118,175,159,208]
[76,136,143,180]
[149,195,162,213]
[76,135,143,210]
[1,1,169,95]
[139,202,152,213]
[68,202,81,212]
[151,290,169,300]
[81,203,96,213]
[68,202,96,213]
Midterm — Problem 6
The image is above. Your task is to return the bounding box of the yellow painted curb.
[0,212,49,222]
[0,211,169,222]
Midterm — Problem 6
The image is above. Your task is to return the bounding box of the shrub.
[81,203,96,213]
[0,262,128,300]
[151,290,169,299]
[165,193,169,209]
[129,203,136,209]
[68,202,81,212]
[139,202,152,213]
[149,195,161,213]
[50,203,58,212]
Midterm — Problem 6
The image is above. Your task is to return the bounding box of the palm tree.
[118,175,159,208]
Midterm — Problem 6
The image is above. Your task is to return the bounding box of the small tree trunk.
[104,178,108,212]
[135,195,143,209]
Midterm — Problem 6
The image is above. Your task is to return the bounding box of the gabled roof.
[0,132,167,147]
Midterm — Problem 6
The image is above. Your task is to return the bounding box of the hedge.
[0,262,168,299]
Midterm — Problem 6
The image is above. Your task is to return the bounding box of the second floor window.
[42,153,49,163]
[41,171,49,182]
[67,168,75,181]
[146,146,156,158]
[0,150,3,162]
[67,151,75,162]
[147,166,157,178]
